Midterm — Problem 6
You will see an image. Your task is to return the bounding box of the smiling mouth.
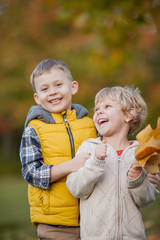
[98,119,109,126]
[49,98,62,104]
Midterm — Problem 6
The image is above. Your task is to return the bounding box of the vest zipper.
[63,113,75,159]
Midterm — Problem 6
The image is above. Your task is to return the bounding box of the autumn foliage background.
[0,0,160,239]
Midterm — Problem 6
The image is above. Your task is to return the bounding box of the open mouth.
[98,118,109,126]
[49,98,62,104]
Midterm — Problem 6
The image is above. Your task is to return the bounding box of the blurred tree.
[0,0,160,143]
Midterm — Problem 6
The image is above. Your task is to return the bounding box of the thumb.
[102,138,106,144]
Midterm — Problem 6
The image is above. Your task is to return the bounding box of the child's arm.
[50,152,91,183]
[20,126,52,190]
[20,126,90,190]
[66,141,106,199]
[127,164,159,207]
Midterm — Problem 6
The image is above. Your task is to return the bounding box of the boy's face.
[93,96,128,138]
[33,68,78,113]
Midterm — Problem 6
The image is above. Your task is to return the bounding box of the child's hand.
[95,139,107,160]
[127,164,142,180]
[147,172,160,189]
[70,152,91,172]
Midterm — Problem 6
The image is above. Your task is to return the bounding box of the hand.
[147,172,160,189]
[95,139,107,160]
[50,152,91,183]
[70,152,91,172]
[127,164,142,181]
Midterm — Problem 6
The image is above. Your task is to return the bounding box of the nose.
[49,86,57,95]
[97,109,103,115]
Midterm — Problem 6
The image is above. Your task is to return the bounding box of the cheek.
[93,114,96,125]
[93,117,99,130]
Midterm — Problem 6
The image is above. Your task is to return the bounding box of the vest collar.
[24,104,88,127]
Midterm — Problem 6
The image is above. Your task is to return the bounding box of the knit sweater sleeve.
[66,141,105,199]
[127,168,159,207]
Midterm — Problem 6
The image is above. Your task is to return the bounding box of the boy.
[19,59,97,240]
[66,86,159,240]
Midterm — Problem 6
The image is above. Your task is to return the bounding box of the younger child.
[66,86,159,240]
[19,59,97,240]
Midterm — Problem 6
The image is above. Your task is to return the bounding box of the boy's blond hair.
[95,86,148,134]
[30,59,73,92]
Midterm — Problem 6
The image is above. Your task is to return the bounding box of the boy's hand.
[50,153,91,182]
[147,172,160,189]
[95,139,107,160]
[70,152,91,172]
[127,164,142,180]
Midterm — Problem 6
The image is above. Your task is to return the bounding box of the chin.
[97,131,104,136]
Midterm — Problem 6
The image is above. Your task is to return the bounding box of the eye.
[41,87,48,92]
[56,82,63,87]
[105,104,111,108]
[94,107,99,112]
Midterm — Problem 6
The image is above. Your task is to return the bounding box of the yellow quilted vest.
[28,109,96,226]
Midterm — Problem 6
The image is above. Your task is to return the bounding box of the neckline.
[116,141,133,156]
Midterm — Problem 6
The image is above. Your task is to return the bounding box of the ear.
[34,93,41,105]
[71,81,79,95]
[125,108,136,122]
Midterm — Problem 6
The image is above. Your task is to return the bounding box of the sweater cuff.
[127,168,147,189]
[91,156,106,168]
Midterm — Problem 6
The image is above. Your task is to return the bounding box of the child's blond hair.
[95,86,148,134]
[30,59,73,92]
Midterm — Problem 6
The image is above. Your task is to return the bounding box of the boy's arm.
[20,126,52,190]
[20,126,90,189]
[127,166,159,207]
[50,152,91,183]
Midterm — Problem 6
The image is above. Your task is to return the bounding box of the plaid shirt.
[20,126,52,190]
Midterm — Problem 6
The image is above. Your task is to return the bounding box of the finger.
[147,173,156,180]
[128,171,139,180]
[128,167,140,177]
[127,172,135,180]
[85,153,91,158]
[127,169,135,178]
[84,152,91,156]
[147,175,158,184]
[148,173,159,180]
[148,178,157,185]
[128,167,137,174]
[131,164,141,170]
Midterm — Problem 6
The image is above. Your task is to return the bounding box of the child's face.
[33,68,78,113]
[93,96,128,138]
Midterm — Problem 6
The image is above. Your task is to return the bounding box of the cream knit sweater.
[66,138,159,240]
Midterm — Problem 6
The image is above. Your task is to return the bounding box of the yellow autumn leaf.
[134,117,160,172]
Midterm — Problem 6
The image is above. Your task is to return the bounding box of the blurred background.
[0,0,160,239]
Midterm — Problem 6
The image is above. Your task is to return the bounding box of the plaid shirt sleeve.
[19,126,53,190]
